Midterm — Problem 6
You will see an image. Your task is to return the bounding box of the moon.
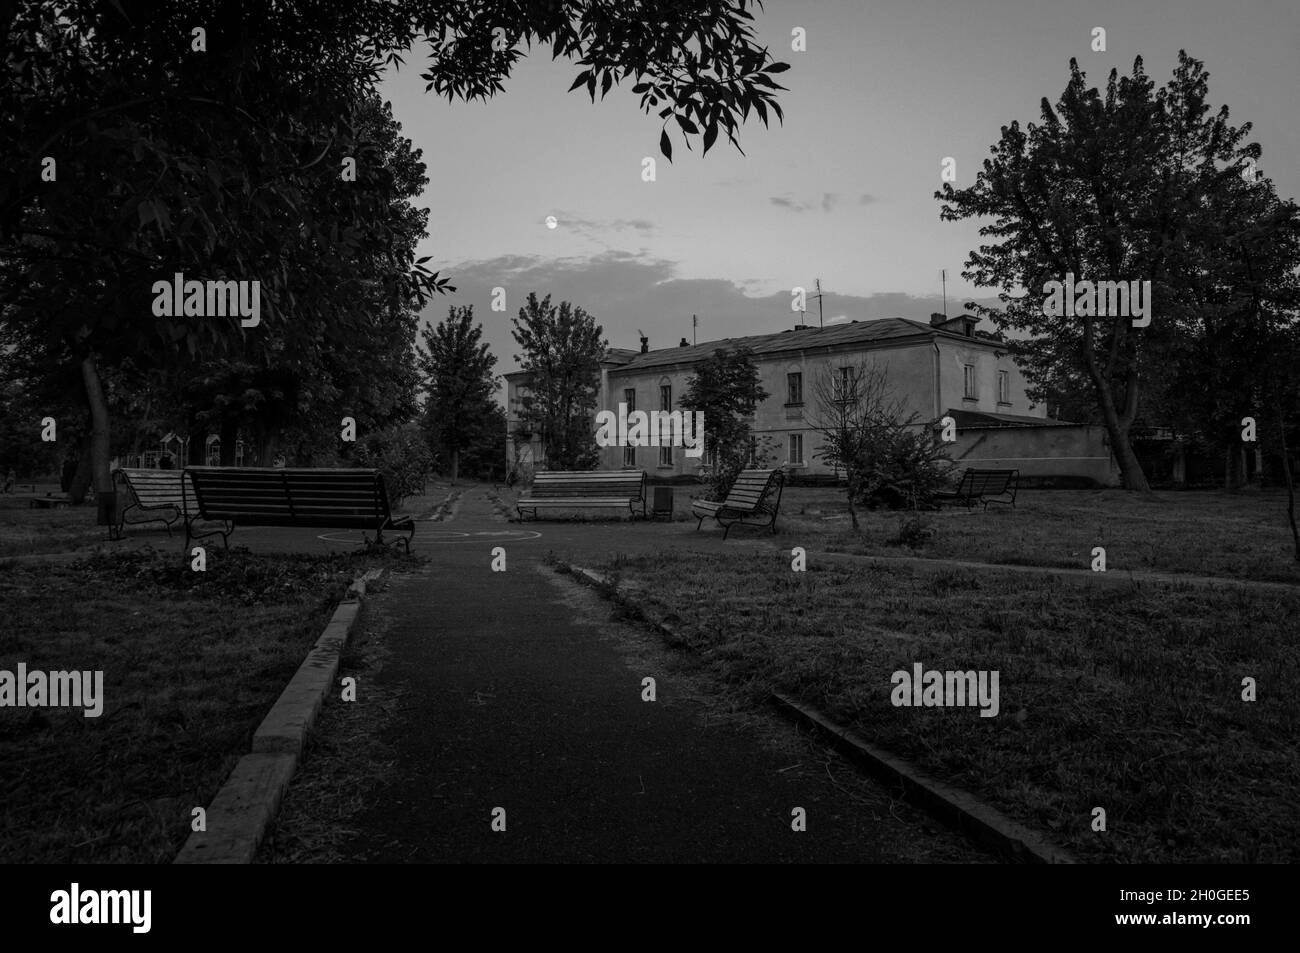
[545,216,558,229]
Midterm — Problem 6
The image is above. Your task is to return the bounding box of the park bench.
[691,468,785,539]
[111,467,186,540]
[515,470,647,520]
[183,467,415,552]
[934,467,1019,509]
[24,494,69,509]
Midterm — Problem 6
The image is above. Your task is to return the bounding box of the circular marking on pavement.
[315,530,542,544]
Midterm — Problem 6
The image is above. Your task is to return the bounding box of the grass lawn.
[0,545,416,863]
[792,488,1300,585]
[588,550,1299,863]
[0,495,108,558]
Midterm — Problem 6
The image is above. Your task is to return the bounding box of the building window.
[660,384,671,410]
[997,370,1010,404]
[963,364,976,400]
[789,433,804,465]
[623,387,636,412]
[835,366,856,402]
[624,445,636,468]
[787,372,803,404]
[659,445,672,467]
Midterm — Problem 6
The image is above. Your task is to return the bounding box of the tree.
[419,305,498,482]
[2,1,788,501]
[936,52,1265,491]
[811,362,954,521]
[511,293,605,471]
[680,346,769,499]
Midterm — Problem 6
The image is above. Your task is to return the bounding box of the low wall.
[948,424,1118,487]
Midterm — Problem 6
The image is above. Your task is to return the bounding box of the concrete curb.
[770,693,1075,864]
[559,560,1075,865]
[174,567,383,864]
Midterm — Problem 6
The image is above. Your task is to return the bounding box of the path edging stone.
[174,567,383,864]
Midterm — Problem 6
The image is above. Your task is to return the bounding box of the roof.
[947,408,1073,428]
[606,317,999,373]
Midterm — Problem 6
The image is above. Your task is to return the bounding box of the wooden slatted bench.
[516,470,646,521]
[691,468,785,539]
[934,467,1019,509]
[111,467,187,539]
[183,467,415,551]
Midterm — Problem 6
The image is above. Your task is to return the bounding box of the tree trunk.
[1279,411,1300,561]
[219,418,238,466]
[187,422,206,465]
[80,354,115,523]
[450,448,460,484]
[846,469,859,531]
[1106,418,1149,491]
[69,431,93,504]
[1081,322,1149,491]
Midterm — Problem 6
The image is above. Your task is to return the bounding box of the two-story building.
[505,314,1117,485]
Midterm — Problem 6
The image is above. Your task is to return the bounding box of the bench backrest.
[958,468,1017,496]
[116,467,187,508]
[185,467,393,526]
[721,468,783,512]
[528,470,646,500]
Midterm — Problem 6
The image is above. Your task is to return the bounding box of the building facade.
[505,315,1117,485]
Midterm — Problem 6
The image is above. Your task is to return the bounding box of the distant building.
[505,314,1117,485]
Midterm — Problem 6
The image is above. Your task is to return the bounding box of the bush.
[353,422,433,502]
[852,427,955,510]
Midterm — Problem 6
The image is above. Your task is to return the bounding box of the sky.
[378,0,1300,376]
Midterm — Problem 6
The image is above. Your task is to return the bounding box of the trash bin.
[651,486,674,521]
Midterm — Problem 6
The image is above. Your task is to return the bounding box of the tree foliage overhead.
[1,0,789,501]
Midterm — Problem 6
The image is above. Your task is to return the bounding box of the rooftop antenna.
[692,313,697,345]
[810,278,825,329]
[941,269,947,318]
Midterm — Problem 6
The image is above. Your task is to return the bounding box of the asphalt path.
[309,488,989,863]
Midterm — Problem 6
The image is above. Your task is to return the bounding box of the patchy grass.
[0,545,416,863]
[770,486,1300,584]
[595,550,1300,863]
[0,496,109,557]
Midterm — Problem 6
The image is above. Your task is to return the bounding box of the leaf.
[765,62,791,73]
[703,122,718,155]
[567,70,590,92]
[675,114,699,135]
[600,71,612,98]
[660,128,672,163]
[137,200,155,227]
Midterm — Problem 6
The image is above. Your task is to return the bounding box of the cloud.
[543,212,657,238]
[769,192,843,213]
[858,193,877,205]
[430,252,1007,381]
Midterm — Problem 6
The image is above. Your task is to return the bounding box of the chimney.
[679,337,689,347]
[930,312,947,327]
[639,334,649,354]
